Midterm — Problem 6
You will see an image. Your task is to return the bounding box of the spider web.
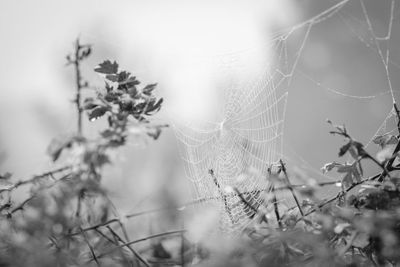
[173,0,400,234]
[173,53,287,233]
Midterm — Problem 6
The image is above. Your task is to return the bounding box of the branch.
[67,38,91,135]
[234,187,267,224]
[68,218,120,236]
[280,160,304,217]
[297,172,382,221]
[0,166,71,194]
[80,228,100,266]
[270,184,282,229]
[107,226,150,267]
[97,230,186,259]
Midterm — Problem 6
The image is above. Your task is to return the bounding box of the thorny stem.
[74,39,83,135]
[0,166,71,194]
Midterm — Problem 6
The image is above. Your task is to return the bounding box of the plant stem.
[280,160,304,217]
[74,39,83,135]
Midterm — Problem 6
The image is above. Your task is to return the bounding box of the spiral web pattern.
[173,49,288,232]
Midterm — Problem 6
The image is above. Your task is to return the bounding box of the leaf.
[353,141,366,157]
[83,98,98,110]
[146,125,163,140]
[105,74,119,82]
[377,146,394,163]
[338,163,361,188]
[105,81,113,92]
[321,162,341,173]
[104,92,119,102]
[142,83,157,95]
[94,60,118,74]
[0,172,12,180]
[342,172,353,189]
[145,98,163,115]
[117,71,131,83]
[47,138,70,162]
[339,142,351,157]
[88,106,109,121]
[373,135,398,148]
[100,129,114,138]
[352,232,369,248]
[334,222,351,234]
[152,242,171,259]
[337,164,354,173]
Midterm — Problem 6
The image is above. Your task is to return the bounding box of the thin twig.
[233,187,267,224]
[208,169,235,224]
[80,228,100,266]
[280,160,304,217]
[180,214,185,267]
[107,226,150,267]
[270,184,282,229]
[9,196,35,215]
[0,166,71,194]
[106,227,136,266]
[97,230,186,259]
[69,218,120,236]
[297,172,382,221]
[94,228,117,245]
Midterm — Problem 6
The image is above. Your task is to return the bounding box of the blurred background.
[0,0,399,225]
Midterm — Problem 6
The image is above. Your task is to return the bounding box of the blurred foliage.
[0,40,400,267]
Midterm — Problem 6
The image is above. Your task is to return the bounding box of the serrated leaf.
[94,60,118,74]
[145,98,163,115]
[105,81,113,92]
[100,129,114,138]
[83,100,98,110]
[117,71,131,83]
[105,74,119,82]
[142,83,157,95]
[104,92,119,102]
[88,106,109,121]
